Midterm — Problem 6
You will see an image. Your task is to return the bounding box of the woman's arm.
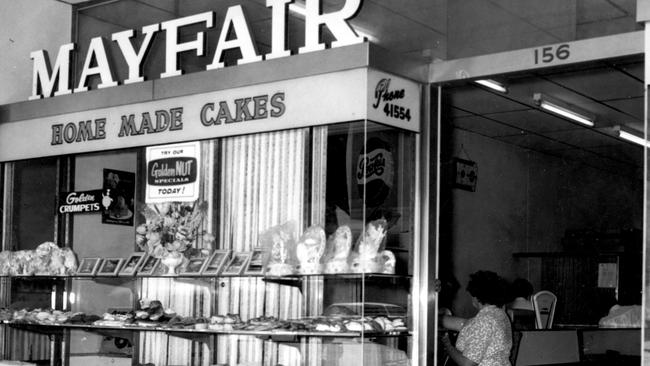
[440,314,467,332]
[441,333,478,366]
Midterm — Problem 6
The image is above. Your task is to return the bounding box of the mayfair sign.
[29,0,363,100]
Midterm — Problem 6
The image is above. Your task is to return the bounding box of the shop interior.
[438,55,644,364]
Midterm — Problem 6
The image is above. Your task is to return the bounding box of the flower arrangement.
[135,201,214,260]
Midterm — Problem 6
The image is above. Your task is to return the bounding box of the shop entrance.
[434,52,644,365]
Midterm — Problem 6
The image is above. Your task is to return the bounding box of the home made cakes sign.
[49,91,286,146]
[29,0,364,100]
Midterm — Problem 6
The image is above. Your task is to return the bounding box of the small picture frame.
[97,258,124,276]
[222,252,251,276]
[180,256,209,276]
[77,258,102,276]
[137,256,161,276]
[201,250,231,276]
[119,252,147,276]
[244,248,268,275]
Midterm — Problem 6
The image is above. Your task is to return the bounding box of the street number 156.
[534,44,570,65]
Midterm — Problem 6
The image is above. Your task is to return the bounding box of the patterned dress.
[456,305,513,366]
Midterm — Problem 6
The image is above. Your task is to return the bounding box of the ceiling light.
[288,1,377,42]
[475,79,507,93]
[614,125,650,147]
[533,93,595,127]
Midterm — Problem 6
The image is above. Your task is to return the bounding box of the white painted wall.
[0,0,71,104]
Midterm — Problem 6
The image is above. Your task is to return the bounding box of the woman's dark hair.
[510,278,534,299]
[466,270,509,307]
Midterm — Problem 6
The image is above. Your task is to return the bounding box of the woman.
[441,270,512,366]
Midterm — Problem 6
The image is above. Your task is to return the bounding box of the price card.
[146,141,200,203]
[597,262,617,288]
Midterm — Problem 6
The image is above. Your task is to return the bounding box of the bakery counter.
[513,328,640,366]
[0,272,411,282]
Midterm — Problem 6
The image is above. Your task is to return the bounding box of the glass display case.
[0,120,417,366]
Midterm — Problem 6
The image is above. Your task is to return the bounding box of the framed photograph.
[119,252,147,276]
[180,256,209,275]
[201,250,231,276]
[101,169,135,226]
[97,258,124,276]
[77,258,102,276]
[222,252,251,276]
[244,248,268,275]
[137,256,160,276]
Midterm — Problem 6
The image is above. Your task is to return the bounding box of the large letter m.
[29,43,75,100]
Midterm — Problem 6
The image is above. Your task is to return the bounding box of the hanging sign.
[146,141,201,203]
[58,190,103,214]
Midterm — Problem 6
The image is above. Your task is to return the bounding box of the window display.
[0,119,417,366]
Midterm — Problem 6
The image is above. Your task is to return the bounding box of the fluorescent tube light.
[540,102,595,126]
[288,1,377,42]
[475,79,507,93]
[615,125,650,147]
[533,93,595,127]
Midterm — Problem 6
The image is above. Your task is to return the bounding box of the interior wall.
[446,128,643,318]
[69,150,137,356]
[527,153,643,250]
[73,150,137,259]
[445,128,528,317]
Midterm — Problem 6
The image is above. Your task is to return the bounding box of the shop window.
[9,158,58,251]
[0,116,417,365]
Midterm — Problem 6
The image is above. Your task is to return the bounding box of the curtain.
[215,129,308,366]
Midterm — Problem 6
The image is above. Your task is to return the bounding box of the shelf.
[4,273,411,281]
[263,273,411,288]
[4,321,410,342]
[512,251,634,258]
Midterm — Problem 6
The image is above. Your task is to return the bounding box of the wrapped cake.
[296,226,326,274]
[261,221,298,276]
[351,219,388,273]
[324,225,352,274]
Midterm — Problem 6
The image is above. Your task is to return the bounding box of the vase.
[161,252,183,275]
